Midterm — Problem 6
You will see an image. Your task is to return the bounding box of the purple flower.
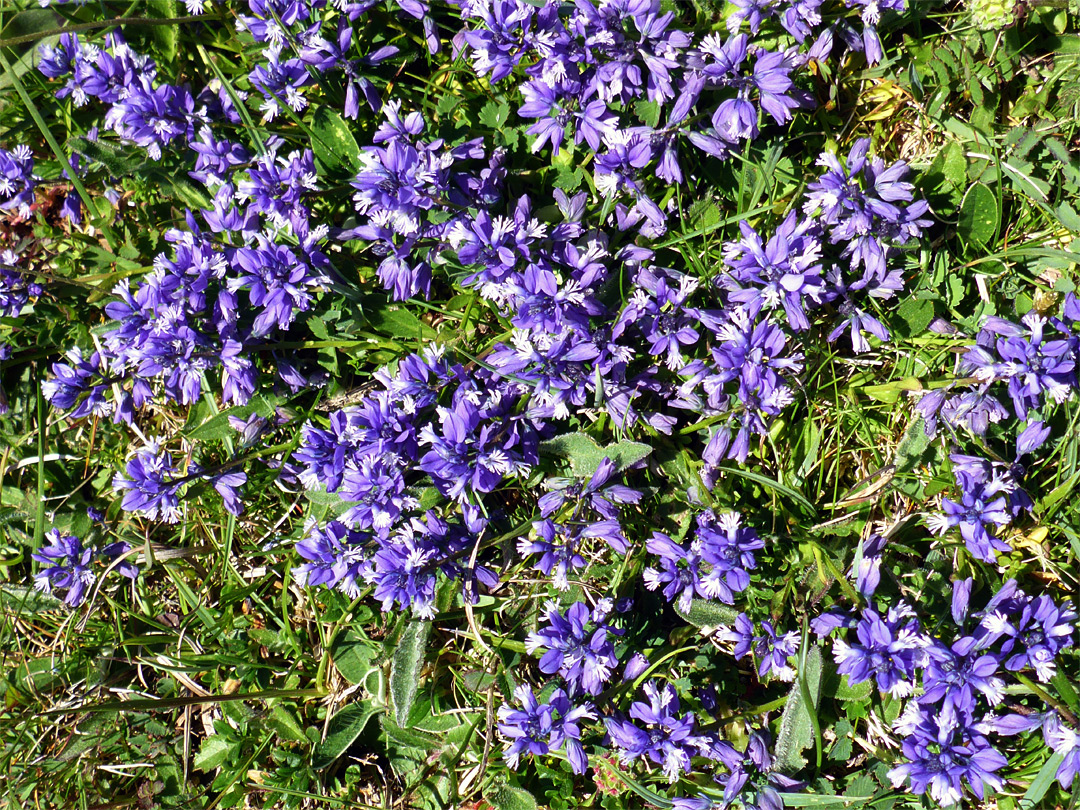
[497,685,596,774]
[0,146,35,215]
[833,604,925,697]
[719,211,824,331]
[292,520,370,596]
[720,613,800,681]
[112,440,184,522]
[525,600,621,696]
[605,681,703,782]
[1044,714,1080,789]
[888,703,1006,806]
[32,529,95,607]
[518,519,588,590]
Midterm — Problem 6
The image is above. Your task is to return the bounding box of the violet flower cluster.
[0,146,35,216]
[812,569,1077,805]
[33,528,138,607]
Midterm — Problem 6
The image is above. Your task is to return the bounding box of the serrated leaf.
[958,182,998,247]
[831,673,872,702]
[486,783,539,810]
[775,645,823,774]
[309,107,362,177]
[268,704,308,742]
[313,704,381,769]
[436,93,460,116]
[479,99,511,129]
[673,598,739,629]
[390,620,430,728]
[553,167,583,191]
[540,432,652,478]
[687,198,720,231]
[193,735,232,772]
[894,297,934,338]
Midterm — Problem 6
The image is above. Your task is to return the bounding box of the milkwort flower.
[719,613,800,680]
[1043,713,1080,789]
[925,454,1030,563]
[33,529,96,607]
[803,138,929,350]
[518,519,590,591]
[0,249,41,319]
[33,529,138,607]
[111,440,184,522]
[605,681,706,782]
[498,685,596,774]
[228,233,330,336]
[0,146,35,215]
[293,519,371,597]
[419,397,533,501]
[525,600,622,696]
[990,592,1077,682]
[831,603,925,697]
[719,211,824,331]
[678,730,802,810]
[962,312,1078,420]
[888,702,1007,806]
[42,347,113,419]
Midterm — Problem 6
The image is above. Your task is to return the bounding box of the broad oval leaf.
[958,182,999,247]
[313,704,381,769]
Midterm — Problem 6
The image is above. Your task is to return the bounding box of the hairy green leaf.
[390,620,430,728]
[775,645,823,774]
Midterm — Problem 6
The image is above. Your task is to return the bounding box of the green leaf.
[1021,752,1064,808]
[193,735,232,772]
[553,167,584,191]
[479,99,511,129]
[0,584,64,614]
[831,673,872,702]
[67,137,150,178]
[486,783,540,810]
[892,417,937,491]
[364,299,436,340]
[1056,201,1080,232]
[147,0,179,66]
[958,182,999,247]
[380,714,443,750]
[687,198,720,231]
[633,99,662,129]
[775,645,823,774]
[333,639,379,686]
[540,432,652,478]
[436,93,460,116]
[777,794,872,807]
[894,297,934,338]
[941,141,967,188]
[312,704,382,769]
[390,620,430,728]
[673,598,739,629]
[268,704,308,743]
[309,107,362,177]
